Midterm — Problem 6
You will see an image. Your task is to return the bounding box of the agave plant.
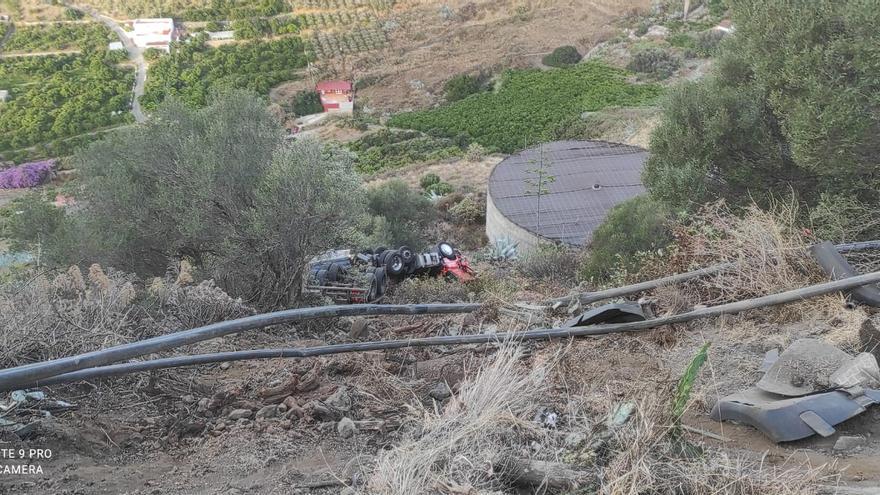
[487,237,519,262]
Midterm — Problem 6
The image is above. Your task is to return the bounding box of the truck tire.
[385,251,406,277]
[437,241,456,260]
[315,269,328,285]
[374,267,388,297]
[398,245,414,264]
[327,262,343,283]
[365,273,378,302]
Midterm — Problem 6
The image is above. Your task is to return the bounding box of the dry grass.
[368,344,550,494]
[0,265,252,368]
[659,200,827,321]
[600,396,837,495]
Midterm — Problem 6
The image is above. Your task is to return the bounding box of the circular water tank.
[486,140,648,251]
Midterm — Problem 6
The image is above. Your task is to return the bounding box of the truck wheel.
[316,269,328,284]
[365,273,378,302]
[374,267,388,297]
[437,241,456,260]
[327,262,342,282]
[398,245,414,264]
[385,251,406,277]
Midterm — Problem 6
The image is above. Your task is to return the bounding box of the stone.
[228,409,253,421]
[644,25,669,38]
[277,404,288,414]
[181,395,195,404]
[285,403,304,420]
[428,382,452,401]
[324,386,352,412]
[282,396,299,410]
[349,317,370,339]
[255,405,279,419]
[197,398,211,412]
[220,362,231,370]
[833,435,866,452]
[337,417,357,438]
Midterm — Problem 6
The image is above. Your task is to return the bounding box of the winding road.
[66,4,147,123]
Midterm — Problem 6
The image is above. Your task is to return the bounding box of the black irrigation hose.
[0,303,480,393]
[23,270,880,390]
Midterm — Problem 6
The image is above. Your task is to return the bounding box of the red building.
[316,80,354,113]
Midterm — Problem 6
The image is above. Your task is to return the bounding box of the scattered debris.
[337,417,357,438]
[564,301,648,327]
[833,435,867,453]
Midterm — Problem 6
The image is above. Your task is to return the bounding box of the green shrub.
[420,173,441,190]
[580,196,673,281]
[444,74,483,102]
[143,48,163,61]
[425,181,454,197]
[11,92,367,309]
[367,180,436,249]
[646,0,880,211]
[291,90,323,116]
[627,47,681,79]
[695,30,726,56]
[448,197,483,224]
[542,45,581,67]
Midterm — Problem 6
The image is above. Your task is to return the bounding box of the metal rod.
[0,303,480,393]
[25,271,880,390]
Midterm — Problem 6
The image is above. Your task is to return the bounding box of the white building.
[131,18,176,52]
[207,30,234,40]
[108,41,125,51]
[0,90,8,103]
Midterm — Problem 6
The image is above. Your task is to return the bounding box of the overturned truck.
[304,242,474,303]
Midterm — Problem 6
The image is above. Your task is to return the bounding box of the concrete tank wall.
[485,188,547,254]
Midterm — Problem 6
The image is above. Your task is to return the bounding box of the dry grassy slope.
[339,0,650,113]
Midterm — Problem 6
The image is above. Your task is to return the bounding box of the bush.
[542,45,581,67]
[809,194,880,243]
[444,74,483,102]
[425,181,454,197]
[465,142,486,161]
[0,160,55,189]
[143,47,164,61]
[695,30,726,56]
[448,197,483,224]
[627,47,680,79]
[9,92,367,309]
[646,0,880,211]
[420,173,441,190]
[581,196,673,281]
[367,180,436,249]
[291,90,323,116]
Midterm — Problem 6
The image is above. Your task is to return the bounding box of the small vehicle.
[305,241,474,303]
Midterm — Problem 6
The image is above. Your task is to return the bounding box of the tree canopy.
[644,0,880,210]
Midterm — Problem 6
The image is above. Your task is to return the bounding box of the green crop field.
[0,53,134,153]
[4,23,113,52]
[388,62,663,153]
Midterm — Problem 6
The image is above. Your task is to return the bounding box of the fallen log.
[20,270,880,390]
[0,303,480,393]
[498,456,595,491]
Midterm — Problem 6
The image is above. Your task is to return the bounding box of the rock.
[311,402,337,421]
[255,405,279,419]
[340,488,357,495]
[324,386,352,412]
[282,396,299,410]
[349,317,370,339]
[277,404,288,414]
[197,398,211,412]
[220,362,231,370]
[833,435,866,452]
[428,382,452,401]
[337,417,357,438]
[228,409,253,421]
[285,403,304,420]
[182,395,195,404]
[644,25,669,38]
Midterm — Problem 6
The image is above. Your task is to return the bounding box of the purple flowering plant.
[0,160,55,189]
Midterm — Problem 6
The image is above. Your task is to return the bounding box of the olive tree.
[24,91,366,308]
